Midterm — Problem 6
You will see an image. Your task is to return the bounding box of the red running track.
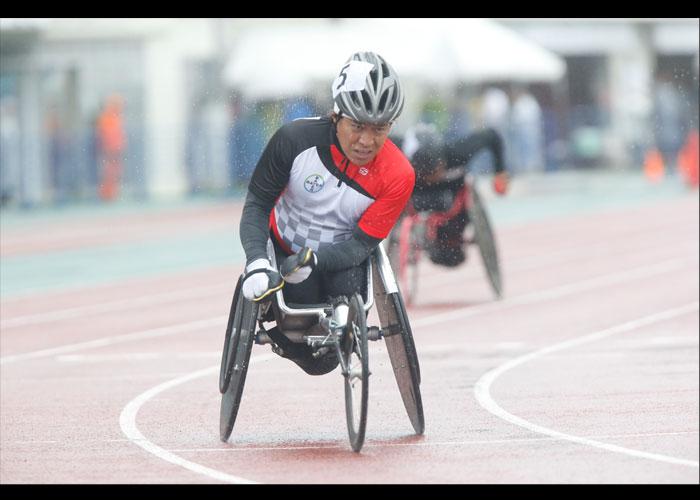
[1,185,698,484]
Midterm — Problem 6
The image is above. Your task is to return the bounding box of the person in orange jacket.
[96,94,126,200]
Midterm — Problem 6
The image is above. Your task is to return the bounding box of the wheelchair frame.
[387,174,502,306]
[219,241,424,452]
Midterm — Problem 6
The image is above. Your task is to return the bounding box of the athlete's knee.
[324,265,367,299]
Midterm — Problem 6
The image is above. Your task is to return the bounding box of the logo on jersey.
[304,174,325,193]
[359,167,369,176]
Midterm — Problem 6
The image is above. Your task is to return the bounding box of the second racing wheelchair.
[386,173,503,307]
[219,240,424,452]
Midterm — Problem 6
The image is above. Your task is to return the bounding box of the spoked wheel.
[342,293,370,452]
[219,275,258,442]
[376,288,424,435]
[470,184,502,298]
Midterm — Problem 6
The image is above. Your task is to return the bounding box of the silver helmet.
[332,51,404,125]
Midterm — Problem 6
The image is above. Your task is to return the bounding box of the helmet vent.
[378,89,390,113]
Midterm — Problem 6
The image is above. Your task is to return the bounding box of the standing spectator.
[510,86,545,172]
[0,96,21,206]
[96,94,127,200]
[480,87,510,139]
[653,71,690,170]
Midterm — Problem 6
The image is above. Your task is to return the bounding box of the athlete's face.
[334,115,391,165]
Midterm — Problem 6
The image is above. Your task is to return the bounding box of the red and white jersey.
[247,117,415,255]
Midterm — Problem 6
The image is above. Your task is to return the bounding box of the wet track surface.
[1,170,698,483]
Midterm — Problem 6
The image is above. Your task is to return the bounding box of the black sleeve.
[315,226,382,272]
[247,126,295,203]
[239,191,275,265]
[239,126,295,265]
[445,127,506,173]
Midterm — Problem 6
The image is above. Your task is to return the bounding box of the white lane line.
[1,283,232,329]
[2,257,685,366]
[411,257,686,327]
[7,258,696,482]
[118,353,276,485]
[165,430,700,453]
[474,301,700,469]
[0,316,226,365]
[55,352,220,362]
[118,306,697,482]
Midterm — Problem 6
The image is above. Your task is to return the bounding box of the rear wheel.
[376,289,424,435]
[470,184,502,298]
[342,293,369,452]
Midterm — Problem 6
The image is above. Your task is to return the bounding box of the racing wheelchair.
[219,240,424,452]
[387,174,502,307]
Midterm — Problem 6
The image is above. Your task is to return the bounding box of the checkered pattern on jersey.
[275,195,352,253]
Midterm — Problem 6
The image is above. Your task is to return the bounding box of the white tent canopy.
[223,18,566,99]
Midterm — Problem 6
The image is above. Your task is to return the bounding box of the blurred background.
[0,18,698,208]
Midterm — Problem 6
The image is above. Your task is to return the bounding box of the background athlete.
[392,122,510,266]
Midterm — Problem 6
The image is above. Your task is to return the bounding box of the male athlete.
[237,51,414,373]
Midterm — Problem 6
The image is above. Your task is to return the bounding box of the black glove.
[280,247,317,284]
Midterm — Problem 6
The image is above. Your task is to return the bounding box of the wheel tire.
[219,278,258,442]
[470,185,502,298]
[343,293,369,452]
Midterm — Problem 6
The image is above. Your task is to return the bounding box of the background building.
[1,18,697,208]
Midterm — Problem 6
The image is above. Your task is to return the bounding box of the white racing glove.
[241,259,283,302]
[280,247,317,284]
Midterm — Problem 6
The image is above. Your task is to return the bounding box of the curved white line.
[412,258,685,328]
[474,302,700,469]
[7,258,694,480]
[119,354,276,484]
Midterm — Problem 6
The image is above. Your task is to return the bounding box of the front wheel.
[342,293,369,452]
[219,276,258,442]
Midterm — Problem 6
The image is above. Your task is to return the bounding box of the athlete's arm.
[315,227,382,272]
[446,128,509,194]
[239,126,294,265]
[315,146,414,272]
[241,184,383,273]
[239,191,276,265]
[445,127,506,174]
